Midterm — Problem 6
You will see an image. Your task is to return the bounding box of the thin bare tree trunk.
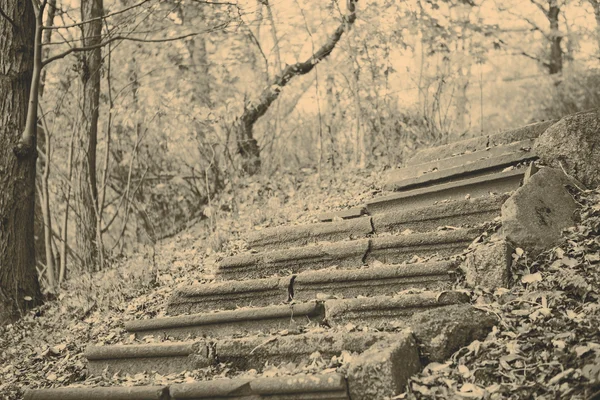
[75,0,103,271]
[236,0,358,175]
[0,0,43,324]
[59,126,77,284]
[547,0,563,74]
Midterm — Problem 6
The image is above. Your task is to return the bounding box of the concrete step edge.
[218,228,480,280]
[24,374,348,400]
[389,138,535,183]
[168,260,458,315]
[127,291,469,339]
[248,194,507,252]
[385,149,537,192]
[406,120,554,165]
[366,167,525,214]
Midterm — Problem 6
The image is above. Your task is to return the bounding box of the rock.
[501,167,581,254]
[534,109,600,188]
[346,331,421,400]
[461,239,513,288]
[409,304,497,363]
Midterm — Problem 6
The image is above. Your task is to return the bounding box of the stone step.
[366,167,525,214]
[246,195,505,252]
[84,331,406,376]
[371,194,507,234]
[291,261,457,303]
[24,374,349,400]
[406,120,554,165]
[126,301,325,339]
[218,228,479,281]
[169,374,350,399]
[168,260,457,315]
[388,139,535,184]
[127,291,469,339]
[384,146,536,192]
[24,386,170,400]
[317,206,367,222]
[366,227,482,265]
[218,239,370,280]
[247,217,373,251]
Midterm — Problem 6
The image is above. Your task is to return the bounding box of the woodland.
[0,0,600,335]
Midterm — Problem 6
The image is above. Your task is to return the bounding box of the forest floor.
[0,166,599,400]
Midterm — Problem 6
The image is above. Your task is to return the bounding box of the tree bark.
[75,0,103,271]
[589,0,600,54]
[547,0,562,75]
[236,0,358,175]
[0,0,43,324]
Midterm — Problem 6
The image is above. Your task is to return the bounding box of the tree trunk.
[0,0,43,324]
[589,0,600,54]
[75,0,103,271]
[547,0,562,75]
[236,0,358,175]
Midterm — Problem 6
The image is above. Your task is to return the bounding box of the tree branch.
[530,0,549,17]
[43,0,151,29]
[42,21,231,67]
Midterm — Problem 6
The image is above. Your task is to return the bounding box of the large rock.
[409,304,497,363]
[534,109,600,188]
[346,331,422,400]
[501,167,581,254]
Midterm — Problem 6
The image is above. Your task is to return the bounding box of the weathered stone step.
[168,260,457,315]
[169,374,350,399]
[406,120,554,165]
[24,386,170,400]
[366,227,481,264]
[127,291,469,339]
[318,206,366,222]
[85,331,405,376]
[24,374,349,400]
[218,239,369,280]
[218,228,479,281]
[248,195,505,252]
[388,139,535,184]
[247,217,373,251]
[366,168,525,214]
[127,301,325,339]
[291,261,457,303]
[371,194,507,234]
[384,146,536,192]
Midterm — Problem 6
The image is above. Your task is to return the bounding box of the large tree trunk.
[0,0,43,324]
[75,0,103,271]
[547,0,562,75]
[236,0,358,175]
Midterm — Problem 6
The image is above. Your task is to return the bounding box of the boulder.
[409,304,497,363]
[534,109,600,188]
[502,167,581,254]
[461,239,513,288]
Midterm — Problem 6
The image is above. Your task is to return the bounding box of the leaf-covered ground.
[0,167,380,400]
[1,167,599,400]
[404,189,600,400]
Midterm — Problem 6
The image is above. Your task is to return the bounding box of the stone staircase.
[25,120,554,400]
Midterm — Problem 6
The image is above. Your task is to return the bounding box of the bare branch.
[42,21,231,66]
[530,0,549,17]
[43,0,152,29]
